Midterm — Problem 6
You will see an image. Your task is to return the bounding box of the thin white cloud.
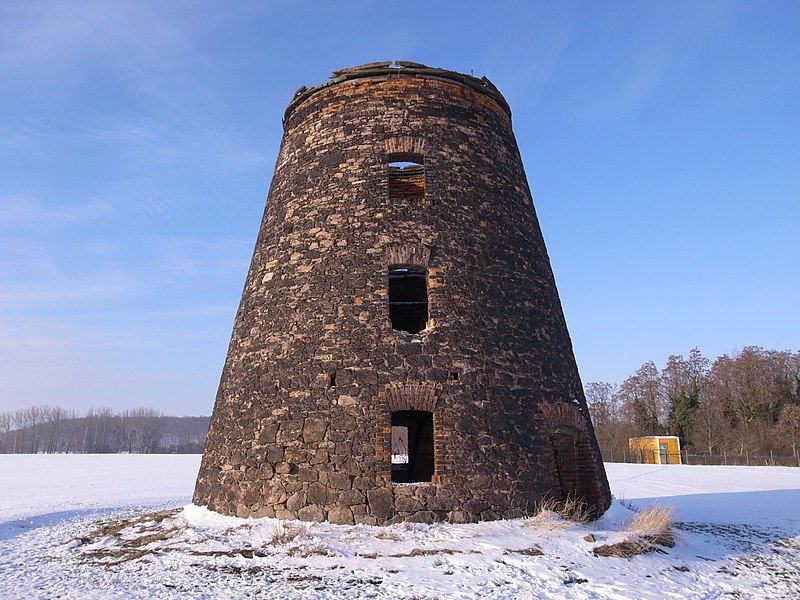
[0,2,271,173]
[0,197,112,225]
[0,273,146,308]
[153,235,252,277]
[575,3,737,119]
[0,2,193,77]
[0,314,221,413]
[0,231,249,311]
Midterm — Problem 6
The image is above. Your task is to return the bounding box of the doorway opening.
[551,431,581,502]
[391,410,434,483]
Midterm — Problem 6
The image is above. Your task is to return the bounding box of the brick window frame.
[385,383,438,484]
[385,382,438,413]
[386,243,431,271]
[385,137,427,206]
[386,243,431,334]
[385,136,426,157]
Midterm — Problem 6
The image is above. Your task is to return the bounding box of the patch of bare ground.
[288,544,339,558]
[677,523,800,595]
[389,547,464,558]
[75,508,187,566]
[80,507,183,541]
[593,538,668,558]
[74,508,311,567]
[504,546,544,556]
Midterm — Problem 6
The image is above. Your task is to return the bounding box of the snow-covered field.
[1,456,798,599]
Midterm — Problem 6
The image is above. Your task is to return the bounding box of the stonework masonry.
[193,61,612,525]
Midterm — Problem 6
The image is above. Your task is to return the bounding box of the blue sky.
[1,1,798,415]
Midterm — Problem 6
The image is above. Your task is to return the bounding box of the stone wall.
[193,63,611,524]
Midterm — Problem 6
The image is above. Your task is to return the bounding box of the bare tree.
[776,404,800,461]
[616,361,664,436]
[0,412,11,453]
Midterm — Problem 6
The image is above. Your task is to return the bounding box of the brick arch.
[540,402,588,435]
[385,382,438,412]
[386,243,431,270]
[385,136,426,157]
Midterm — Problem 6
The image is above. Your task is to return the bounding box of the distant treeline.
[0,406,210,454]
[586,346,800,465]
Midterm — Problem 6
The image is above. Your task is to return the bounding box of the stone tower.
[193,61,611,525]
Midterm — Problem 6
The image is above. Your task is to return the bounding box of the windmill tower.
[193,61,611,524]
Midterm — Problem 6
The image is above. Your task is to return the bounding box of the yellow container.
[629,436,682,464]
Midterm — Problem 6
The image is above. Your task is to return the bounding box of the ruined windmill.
[193,61,611,525]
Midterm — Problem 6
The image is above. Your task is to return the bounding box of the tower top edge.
[283,61,511,124]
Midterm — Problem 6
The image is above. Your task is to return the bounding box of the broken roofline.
[283,60,512,124]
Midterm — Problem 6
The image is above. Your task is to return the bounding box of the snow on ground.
[607,462,800,525]
[0,456,798,599]
[0,454,199,523]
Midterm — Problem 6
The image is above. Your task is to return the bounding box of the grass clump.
[267,521,306,545]
[593,504,676,558]
[626,504,675,547]
[524,497,593,531]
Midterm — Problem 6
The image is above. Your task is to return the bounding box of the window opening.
[449,371,459,381]
[388,268,428,334]
[391,410,434,483]
[387,155,425,202]
[328,371,336,388]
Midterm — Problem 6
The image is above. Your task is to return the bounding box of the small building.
[629,436,682,464]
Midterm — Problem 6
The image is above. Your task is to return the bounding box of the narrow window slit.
[388,268,428,334]
[328,371,336,387]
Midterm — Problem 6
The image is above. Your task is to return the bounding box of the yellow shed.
[629,436,682,464]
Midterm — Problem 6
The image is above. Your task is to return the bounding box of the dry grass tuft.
[524,497,593,531]
[557,497,594,523]
[626,504,676,548]
[524,508,568,532]
[594,504,676,558]
[267,522,306,546]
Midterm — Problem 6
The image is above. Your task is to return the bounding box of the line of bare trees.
[0,406,209,454]
[586,346,800,466]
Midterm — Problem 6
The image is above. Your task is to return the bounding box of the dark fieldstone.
[266,445,284,463]
[404,511,440,524]
[327,506,354,525]
[298,505,324,522]
[306,482,328,505]
[327,473,352,490]
[367,489,393,519]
